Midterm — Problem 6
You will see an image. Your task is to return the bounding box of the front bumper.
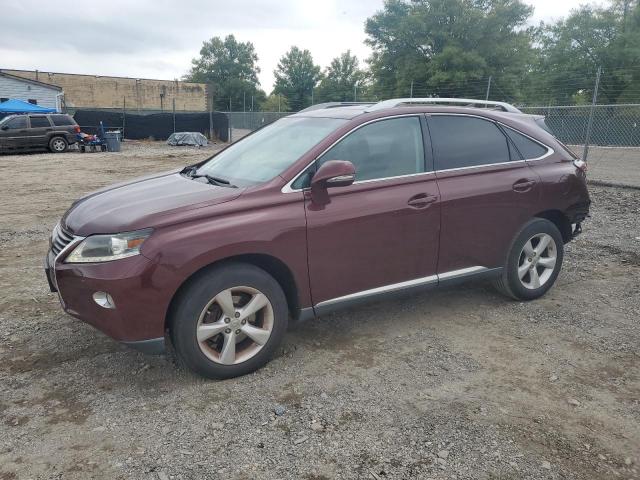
[44,249,169,352]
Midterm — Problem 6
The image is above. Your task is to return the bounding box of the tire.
[494,218,564,301]
[49,136,68,153]
[170,263,289,379]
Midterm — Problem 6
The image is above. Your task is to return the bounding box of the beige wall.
[1,69,209,112]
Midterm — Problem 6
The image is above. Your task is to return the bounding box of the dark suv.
[44,98,590,379]
[0,113,79,153]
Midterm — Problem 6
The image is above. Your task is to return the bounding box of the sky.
[0,0,596,93]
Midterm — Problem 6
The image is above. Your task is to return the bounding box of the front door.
[0,115,29,150]
[303,115,441,310]
[426,114,541,274]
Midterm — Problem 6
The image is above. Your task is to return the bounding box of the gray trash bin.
[103,131,122,152]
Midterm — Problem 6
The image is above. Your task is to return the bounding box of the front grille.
[51,223,75,256]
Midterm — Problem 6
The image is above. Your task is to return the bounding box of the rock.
[274,405,286,416]
[293,435,309,445]
[541,461,551,470]
[438,450,449,459]
[320,392,328,400]
[624,457,633,465]
[549,374,558,381]
[310,422,324,432]
[157,472,170,480]
[567,398,581,407]
[598,453,607,461]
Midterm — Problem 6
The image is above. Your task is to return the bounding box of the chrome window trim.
[281,113,426,193]
[281,112,556,193]
[315,266,489,309]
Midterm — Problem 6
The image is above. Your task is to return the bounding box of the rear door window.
[429,115,511,170]
[29,116,51,128]
[5,116,28,129]
[51,115,75,126]
[503,127,548,160]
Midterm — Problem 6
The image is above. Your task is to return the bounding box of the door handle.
[407,193,437,208]
[512,179,536,193]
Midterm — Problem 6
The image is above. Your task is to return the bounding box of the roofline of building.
[0,71,63,91]
[0,68,205,86]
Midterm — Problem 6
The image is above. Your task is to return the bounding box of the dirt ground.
[0,141,638,480]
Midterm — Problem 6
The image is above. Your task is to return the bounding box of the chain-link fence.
[520,104,640,147]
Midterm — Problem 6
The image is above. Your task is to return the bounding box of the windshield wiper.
[180,166,237,188]
[192,174,238,188]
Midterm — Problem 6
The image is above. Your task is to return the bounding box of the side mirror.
[310,160,356,190]
[1,125,8,131]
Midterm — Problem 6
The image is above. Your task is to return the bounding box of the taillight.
[573,159,587,173]
[74,125,81,133]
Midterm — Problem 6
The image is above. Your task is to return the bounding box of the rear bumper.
[566,200,591,225]
[44,249,172,346]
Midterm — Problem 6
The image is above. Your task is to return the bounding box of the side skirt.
[309,266,503,318]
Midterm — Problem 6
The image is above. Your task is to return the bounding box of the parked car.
[0,113,79,153]
[45,98,590,379]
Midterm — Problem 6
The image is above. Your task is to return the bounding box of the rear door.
[28,115,53,148]
[427,114,541,275]
[303,115,441,310]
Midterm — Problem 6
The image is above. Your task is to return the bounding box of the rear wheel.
[170,263,288,379]
[494,218,564,300]
[49,136,68,153]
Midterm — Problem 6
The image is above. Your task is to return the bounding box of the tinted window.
[504,127,548,159]
[51,115,75,126]
[6,116,28,129]
[430,116,510,170]
[318,116,425,182]
[29,116,51,128]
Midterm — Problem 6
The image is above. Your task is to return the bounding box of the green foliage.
[273,47,321,110]
[260,93,290,112]
[528,0,640,105]
[315,51,366,102]
[185,35,262,111]
[365,0,534,100]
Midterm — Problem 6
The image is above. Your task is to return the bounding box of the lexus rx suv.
[0,113,79,153]
[45,98,590,379]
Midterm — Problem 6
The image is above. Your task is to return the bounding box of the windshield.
[196,117,346,187]
[0,116,13,126]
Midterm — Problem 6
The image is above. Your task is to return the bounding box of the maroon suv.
[45,98,590,379]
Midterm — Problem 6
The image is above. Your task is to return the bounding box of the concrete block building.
[0,69,210,112]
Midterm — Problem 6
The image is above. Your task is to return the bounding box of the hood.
[63,172,243,235]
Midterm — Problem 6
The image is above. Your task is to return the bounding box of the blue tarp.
[0,99,57,113]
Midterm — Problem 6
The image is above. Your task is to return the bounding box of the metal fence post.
[172,98,176,133]
[485,76,492,103]
[583,66,602,161]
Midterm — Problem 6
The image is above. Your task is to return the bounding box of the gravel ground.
[0,142,638,480]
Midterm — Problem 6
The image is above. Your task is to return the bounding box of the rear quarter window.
[503,127,548,159]
[51,115,76,127]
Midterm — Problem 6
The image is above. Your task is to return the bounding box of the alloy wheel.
[196,286,274,365]
[52,139,66,151]
[517,233,557,289]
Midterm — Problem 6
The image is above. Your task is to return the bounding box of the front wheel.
[170,263,288,379]
[494,218,564,301]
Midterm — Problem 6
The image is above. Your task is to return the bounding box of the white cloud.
[0,0,598,92]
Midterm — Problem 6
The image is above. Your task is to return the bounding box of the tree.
[260,93,290,112]
[315,51,366,102]
[273,47,321,110]
[530,0,640,105]
[365,0,535,101]
[185,35,262,110]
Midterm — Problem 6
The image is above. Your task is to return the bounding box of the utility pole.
[485,76,492,104]
[410,80,414,98]
[583,66,602,162]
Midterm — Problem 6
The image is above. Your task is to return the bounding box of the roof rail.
[365,98,522,114]
[298,102,376,113]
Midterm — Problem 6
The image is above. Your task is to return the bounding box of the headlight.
[65,229,152,263]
